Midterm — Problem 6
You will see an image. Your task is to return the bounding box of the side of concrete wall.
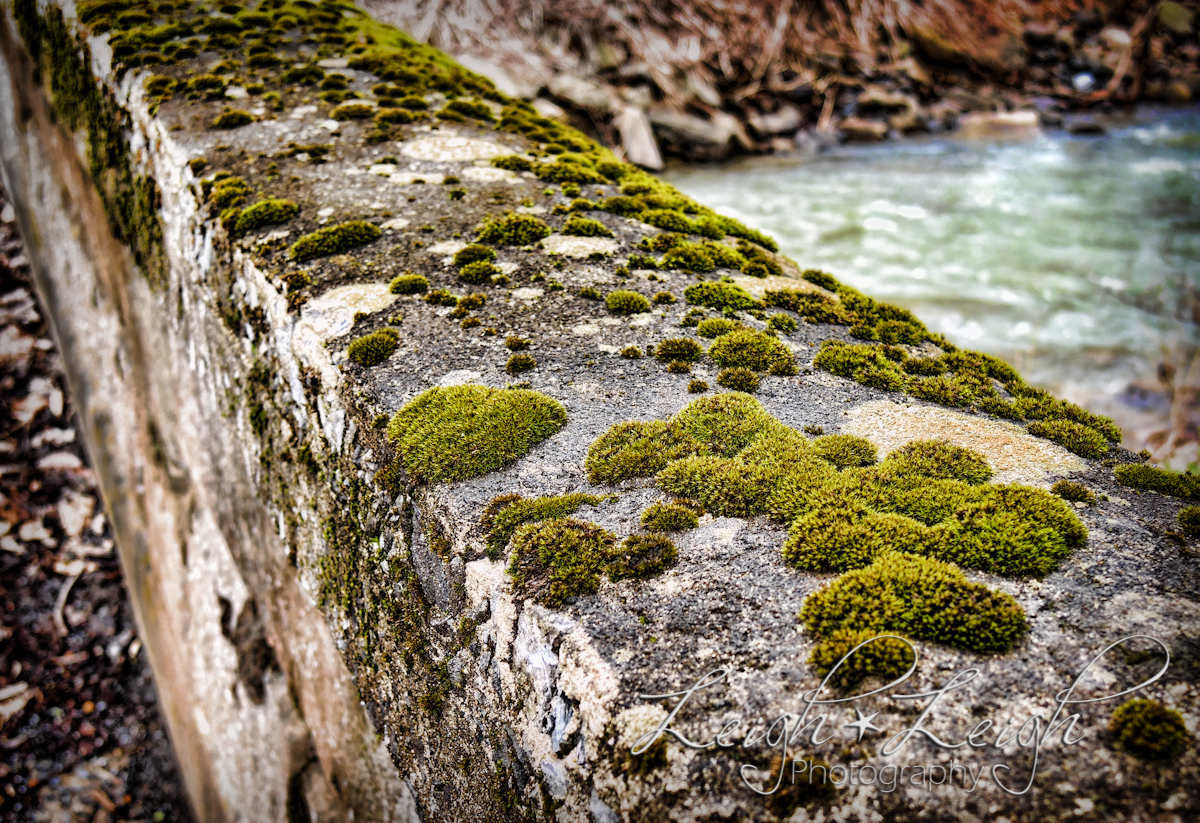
[0,11,412,822]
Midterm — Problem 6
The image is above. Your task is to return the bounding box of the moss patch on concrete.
[387,385,566,483]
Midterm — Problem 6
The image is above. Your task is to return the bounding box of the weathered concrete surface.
[1,3,1198,823]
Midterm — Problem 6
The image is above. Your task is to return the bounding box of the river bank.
[665,105,1200,470]
[365,0,1200,166]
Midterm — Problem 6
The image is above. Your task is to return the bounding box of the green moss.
[655,338,704,363]
[885,440,993,485]
[684,282,759,311]
[453,244,496,266]
[606,290,650,315]
[425,288,458,307]
[652,291,676,305]
[1115,464,1200,499]
[347,328,399,366]
[661,244,714,273]
[696,318,740,339]
[707,329,789,372]
[716,367,759,393]
[477,212,551,245]
[491,155,534,172]
[1180,505,1200,537]
[290,220,381,261]
[505,336,530,351]
[328,101,373,120]
[1052,479,1095,505]
[389,273,429,294]
[767,313,798,333]
[506,353,536,375]
[210,176,251,208]
[387,385,566,482]
[907,374,975,407]
[562,215,612,237]
[666,361,692,374]
[375,107,417,125]
[483,493,603,558]
[233,198,299,234]
[812,434,877,468]
[508,519,614,607]
[620,346,642,358]
[641,502,699,532]
[586,420,698,485]
[688,379,709,393]
[213,108,254,129]
[1026,419,1109,459]
[809,629,915,691]
[606,534,678,581]
[1108,699,1189,762]
[800,552,1026,654]
[460,261,499,285]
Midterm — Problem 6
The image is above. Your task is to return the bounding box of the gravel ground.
[0,185,192,822]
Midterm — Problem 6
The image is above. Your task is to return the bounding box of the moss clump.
[291,221,382,262]
[666,361,692,374]
[708,329,789,372]
[1026,419,1109,459]
[800,552,1027,654]
[506,336,530,351]
[491,155,534,172]
[688,380,709,393]
[1108,699,1189,762]
[347,328,399,367]
[655,338,704,363]
[765,290,854,325]
[375,107,418,125]
[209,176,251,209]
[684,281,759,311]
[440,98,494,121]
[454,244,497,266]
[425,289,458,307]
[606,290,650,315]
[460,261,500,285]
[1052,479,1095,505]
[562,215,613,237]
[652,291,676,305]
[661,244,714,273]
[1180,505,1200,537]
[389,274,429,295]
[809,629,915,691]
[586,420,699,485]
[767,313,798,333]
[233,199,299,234]
[509,519,615,607]
[477,212,551,245]
[213,108,254,129]
[1114,464,1200,499]
[387,385,566,482]
[641,502,699,532]
[330,102,375,120]
[606,534,678,581]
[620,346,642,358]
[483,493,603,558]
[885,440,993,484]
[506,353,536,375]
[812,434,877,468]
[717,367,760,393]
[696,318,741,339]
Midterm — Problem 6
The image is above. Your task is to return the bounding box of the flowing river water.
[664,108,1200,467]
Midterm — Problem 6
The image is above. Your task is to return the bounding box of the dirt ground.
[0,185,192,822]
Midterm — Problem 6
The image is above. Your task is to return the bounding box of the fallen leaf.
[37,451,83,471]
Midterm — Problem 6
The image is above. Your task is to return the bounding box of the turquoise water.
[664,109,1200,440]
